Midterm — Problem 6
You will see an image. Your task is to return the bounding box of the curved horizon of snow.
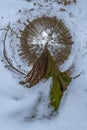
[0,0,87,130]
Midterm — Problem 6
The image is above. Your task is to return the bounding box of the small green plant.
[45,51,71,111]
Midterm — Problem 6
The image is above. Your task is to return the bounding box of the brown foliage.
[19,17,73,67]
[20,44,48,87]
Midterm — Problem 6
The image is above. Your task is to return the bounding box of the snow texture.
[0,0,87,130]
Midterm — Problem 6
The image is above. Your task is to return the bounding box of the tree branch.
[3,25,26,75]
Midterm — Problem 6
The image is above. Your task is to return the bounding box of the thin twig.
[72,73,81,79]
[3,25,26,75]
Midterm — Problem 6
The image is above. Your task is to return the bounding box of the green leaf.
[45,52,71,111]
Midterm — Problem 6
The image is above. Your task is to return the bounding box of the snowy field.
[0,0,87,130]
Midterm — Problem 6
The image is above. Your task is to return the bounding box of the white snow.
[0,0,87,130]
[41,31,48,44]
[31,30,49,45]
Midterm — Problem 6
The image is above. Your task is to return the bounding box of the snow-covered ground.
[0,0,87,130]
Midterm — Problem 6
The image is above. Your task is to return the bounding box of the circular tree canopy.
[20,16,73,66]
